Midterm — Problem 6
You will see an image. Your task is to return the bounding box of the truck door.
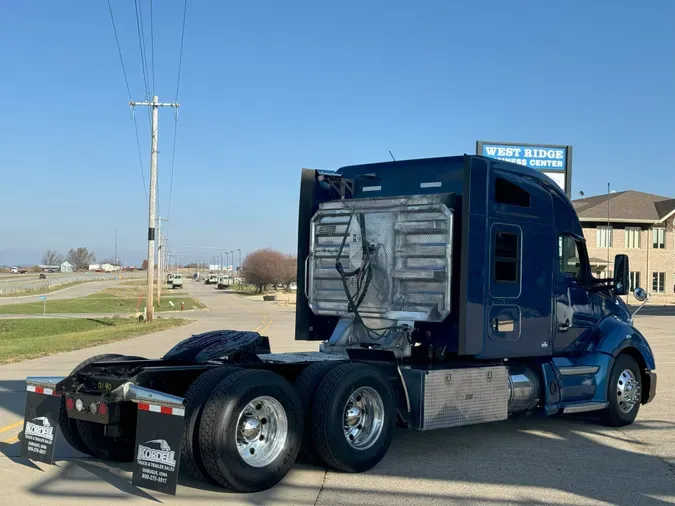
[553,234,597,351]
[482,173,555,358]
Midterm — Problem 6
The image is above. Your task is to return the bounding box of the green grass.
[0,280,90,298]
[0,292,206,314]
[0,317,188,364]
[120,279,149,287]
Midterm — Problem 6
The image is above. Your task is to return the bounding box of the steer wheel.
[600,353,642,427]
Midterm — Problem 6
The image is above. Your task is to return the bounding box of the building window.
[596,226,613,248]
[652,272,665,293]
[625,227,641,249]
[629,271,641,291]
[652,227,665,249]
[494,231,519,283]
[604,270,613,280]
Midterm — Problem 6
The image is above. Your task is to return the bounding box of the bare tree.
[242,248,287,293]
[141,259,148,270]
[279,254,297,288]
[66,247,96,271]
[42,250,64,266]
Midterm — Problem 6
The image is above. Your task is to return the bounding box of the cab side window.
[558,235,586,284]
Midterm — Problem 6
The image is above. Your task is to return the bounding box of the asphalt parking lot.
[0,286,673,505]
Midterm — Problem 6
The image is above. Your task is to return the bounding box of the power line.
[167,0,188,220]
[149,0,155,95]
[133,0,151,101]
[175,0,188,100]
[106,0,132,99]
[106,0,148,204]
[167,117,178,218]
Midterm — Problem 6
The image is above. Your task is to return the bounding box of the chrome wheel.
[616,369,640,414]
[343,386,384,450]
[235,396,288,468]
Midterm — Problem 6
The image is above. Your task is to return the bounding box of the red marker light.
[65,397,75,411]
[98,402,108,416]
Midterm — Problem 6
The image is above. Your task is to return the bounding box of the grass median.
[0,286,206,315]
[0,317,188,364]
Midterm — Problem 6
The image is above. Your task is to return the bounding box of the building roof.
[572,190,675,223]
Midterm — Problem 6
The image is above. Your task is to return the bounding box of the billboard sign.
[476,141,573,197]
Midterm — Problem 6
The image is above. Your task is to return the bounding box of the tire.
[74,354,147,462]
[311,362,396,473]
[294,361,342,465]
[600,353,643,427]
[58,353,124,456]
[180,366,241,483]
[198,369,303,492]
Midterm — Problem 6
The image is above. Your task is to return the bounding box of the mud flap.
[20,385,62,464]
[131,402,186,496]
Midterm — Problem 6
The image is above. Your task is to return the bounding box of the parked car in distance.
[217,275,233,289]
[172,274,183,289]
[10,267,19,274]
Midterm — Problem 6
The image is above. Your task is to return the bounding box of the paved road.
[0,279,131,306]
[0,282,673,505]
[0,272,140,294]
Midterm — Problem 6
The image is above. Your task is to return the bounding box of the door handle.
[492,318,514,333]
[558,322,570,332]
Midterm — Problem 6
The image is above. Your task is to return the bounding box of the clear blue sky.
[0,0,673,265]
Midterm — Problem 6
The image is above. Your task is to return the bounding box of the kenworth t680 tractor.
[20,155,657,495]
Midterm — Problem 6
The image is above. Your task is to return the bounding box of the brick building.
[573,190,675,302]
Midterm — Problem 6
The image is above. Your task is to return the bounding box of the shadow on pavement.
[0,380,28,420]
[3,415,673,505]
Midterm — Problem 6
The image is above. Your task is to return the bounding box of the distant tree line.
[241,248,297,293]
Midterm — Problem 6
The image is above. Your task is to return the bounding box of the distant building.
[88,263,120,272]
[60,261,74,273]
[573,190,675,302]
[38,265,60,272]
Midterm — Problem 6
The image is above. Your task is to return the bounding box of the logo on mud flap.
[137,439,176,467]
[25,417,54,442]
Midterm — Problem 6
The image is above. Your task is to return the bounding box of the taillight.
[98,402,108,416]
[65,397,75,411]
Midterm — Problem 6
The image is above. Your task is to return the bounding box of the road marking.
[0,421,23,434]
[258,316,273,335]
[252,314,270,333]
[3,434,19,444]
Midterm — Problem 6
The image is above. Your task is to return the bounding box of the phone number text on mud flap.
[27,440,49,455]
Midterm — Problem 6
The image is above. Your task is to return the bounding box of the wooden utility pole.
[130,96,179,322]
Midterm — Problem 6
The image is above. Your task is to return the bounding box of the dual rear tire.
[295,362,397,473]
[184,368,303,492]
[184,362,397,491]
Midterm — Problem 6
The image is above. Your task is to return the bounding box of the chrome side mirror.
[633,287,648,302]
[630,287,650,318]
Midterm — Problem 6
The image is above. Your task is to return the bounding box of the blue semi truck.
[21,155,657,495]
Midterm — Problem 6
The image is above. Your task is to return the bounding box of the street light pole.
[237,249,242,287]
